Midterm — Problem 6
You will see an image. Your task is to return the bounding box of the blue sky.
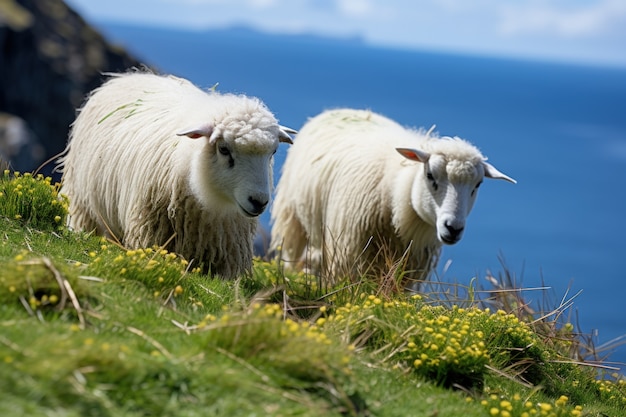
[66,0,626,67]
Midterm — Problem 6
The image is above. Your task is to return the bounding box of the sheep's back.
[61,73,200,236]
[272,109,416,268]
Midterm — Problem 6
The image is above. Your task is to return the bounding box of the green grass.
[1,170,625,416]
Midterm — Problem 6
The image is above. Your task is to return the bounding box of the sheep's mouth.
[439,234,461,245]
[239,204,263,218]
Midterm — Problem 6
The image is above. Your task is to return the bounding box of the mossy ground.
[1,171,625,416]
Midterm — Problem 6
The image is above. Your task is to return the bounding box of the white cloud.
[337,0,374,18]
[65,0,626,67]
[248,0,279,9]
[497,0,626,38]
[433,0,493,13]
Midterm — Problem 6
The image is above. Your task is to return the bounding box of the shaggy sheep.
[270,108,515,287]
[58,72,294,278]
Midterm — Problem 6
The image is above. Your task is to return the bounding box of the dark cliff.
[0,0,141,173]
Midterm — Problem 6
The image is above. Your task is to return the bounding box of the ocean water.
[98,23,626,367]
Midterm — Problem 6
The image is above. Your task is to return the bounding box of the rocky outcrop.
[0,112,44,171]
[0,0,141,173]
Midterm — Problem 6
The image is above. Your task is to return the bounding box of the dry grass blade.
[15,257,85,326]
[0,335,22,354]
[58,273,86,328]
[95,212,123,247]
[213,346,271,383]
[548,359,621,371]
[248,382,324,409]
[531,288,582,325]
[78,275,105,282]
[593,334,626,362]
[126,326,174,360]
[485,364,536,389]
[34,151,65,176]
[40,257,69,310]
[171,319,197,335]
[18,295,36,317]
[63,278,86,327]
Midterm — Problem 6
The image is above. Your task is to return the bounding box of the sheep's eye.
[217,144,234,168]
[218,145,231,156]
[471,180,482,196]
[426,172,438,191]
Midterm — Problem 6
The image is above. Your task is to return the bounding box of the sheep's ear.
[483,162,517,184]
[278,126,296,144]
[177,124,213,139]
[396,147,430,163]
[177,123,221,145]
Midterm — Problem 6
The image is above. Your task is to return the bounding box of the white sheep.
[58,71,294,278]
[270,108,515,287]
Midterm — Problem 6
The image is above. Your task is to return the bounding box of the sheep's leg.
[300,244,323,276]
[273,205,306,262]
[124,211,174,251]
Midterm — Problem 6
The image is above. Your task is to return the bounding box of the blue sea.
[98,22,626,368]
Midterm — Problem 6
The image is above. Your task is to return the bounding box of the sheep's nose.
[445,221,464,237]
[441,220,464,244]
[248,196,268,216]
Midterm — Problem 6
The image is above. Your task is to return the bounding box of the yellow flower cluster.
[27,293,60,310]
[474,308,546,374]
[194,301,352,379]
[0,170,68,229]
[481,393,583,417]
[486,309,536,347]
[318,294,498,386]
[595,374,626,405]
[252,258,321,295]
[203,302,333,347]
[84,239,192,298]
[408,308,489,371]
[317,294,558,388]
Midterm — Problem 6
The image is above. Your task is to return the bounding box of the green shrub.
[0,170,68,230]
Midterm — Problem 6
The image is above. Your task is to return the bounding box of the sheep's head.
[397,140,515,245]
[177,108,294,218]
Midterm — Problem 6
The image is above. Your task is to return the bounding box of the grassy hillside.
[1,170,625,417]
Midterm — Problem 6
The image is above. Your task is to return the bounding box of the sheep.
[58,71,295,278]
[270,108,515,287]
